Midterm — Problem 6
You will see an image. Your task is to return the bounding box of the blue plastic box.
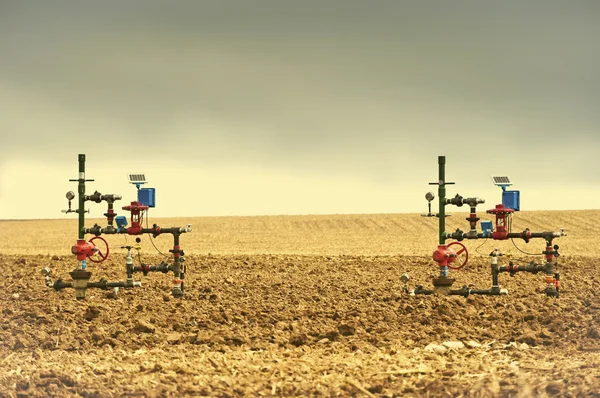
[115,216,128,230]
[138,188,156,208]
[480,220,493,233]
[502,190,520,211]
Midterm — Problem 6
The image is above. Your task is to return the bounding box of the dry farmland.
[1,210,599,397]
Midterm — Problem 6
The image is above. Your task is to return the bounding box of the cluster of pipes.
[401,156,567,298]
[42,154,567,300]
[42,154,192,300]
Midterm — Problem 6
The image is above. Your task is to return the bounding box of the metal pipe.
[87,279,140,289]
[414,286,434,295]
[52,280,73,290]
[84,226,191,236]
[496,262,546,275]
[506,231,563,241]
[171,233,184,297]
[77,154,85,239]
[133,263,173,275]
[438,156,446,244]
[467,289,506,296]
[446,230,487,240]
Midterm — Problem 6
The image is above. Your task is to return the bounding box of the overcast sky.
[1,1,599,219]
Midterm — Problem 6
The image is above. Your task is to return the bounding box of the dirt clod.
[338,324,356,336]
[133,320,156,334]
[84,306,100,321]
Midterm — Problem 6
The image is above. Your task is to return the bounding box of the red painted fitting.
[106,208,115,223]
[122,201,149,235]
[486,204,514,240]
[71,239,96,261]
[173,245,181,258]
[545,246,554,261]
[432,245,456,267]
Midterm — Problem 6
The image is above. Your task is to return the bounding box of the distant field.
[2,210,599,396]
[0,209,593,257]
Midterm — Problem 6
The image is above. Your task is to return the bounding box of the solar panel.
[127,173,147,185]
[491,176,512,186]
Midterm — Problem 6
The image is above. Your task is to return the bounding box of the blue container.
[115,216,128,230]
[480,220,493,234]
[502,190,520,211]
[138,188,156,208]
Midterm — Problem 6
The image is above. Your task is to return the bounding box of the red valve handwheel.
[88,236,109,263]
[447,241,469,270]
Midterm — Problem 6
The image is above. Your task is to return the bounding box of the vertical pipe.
[78,154,86,240]
[438,156,446,245]
[171,233,183,296]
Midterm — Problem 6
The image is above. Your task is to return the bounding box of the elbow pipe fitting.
[101,194,122,203]
[463,197,485,207]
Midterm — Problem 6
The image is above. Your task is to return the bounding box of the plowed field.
[1,210,599,397]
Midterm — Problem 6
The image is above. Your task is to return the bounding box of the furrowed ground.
[0,210,599,397]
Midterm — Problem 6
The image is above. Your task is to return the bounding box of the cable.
[474,238,489,254]
[510,238,544,256]
[145,209,170,258]
[507,213,543,256]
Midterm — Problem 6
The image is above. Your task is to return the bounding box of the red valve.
[486,204,514,240]
[71,237,109,263]
[122,201,148,235]
[432,242,469,270]
[71,239,96,261]
[446,241,469,270]
[88,236,109,263]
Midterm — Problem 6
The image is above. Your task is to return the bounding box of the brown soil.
[1,251,599,397]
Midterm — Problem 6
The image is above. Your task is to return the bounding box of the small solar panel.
[491,176,512,186]
[128,173,147,184]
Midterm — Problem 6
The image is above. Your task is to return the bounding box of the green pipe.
[78,154,86,239]
[438,156,446,244]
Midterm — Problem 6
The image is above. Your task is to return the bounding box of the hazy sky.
[1,1,599,219]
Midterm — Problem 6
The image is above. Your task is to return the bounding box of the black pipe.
[56,278,140,290]
[133,263,173,275]
[414,286,434,295]
[84,226,189,236]
[447,229,487,240]
[496,262,547,275]
[467,289,505,296]
[506,231,556,241]
[53,279,72,290]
